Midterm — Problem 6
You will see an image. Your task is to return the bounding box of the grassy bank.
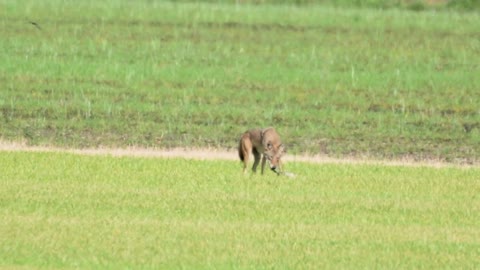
[1,1,479,162]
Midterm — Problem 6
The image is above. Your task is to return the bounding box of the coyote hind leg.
[240,133,252,174]
[252,149,261,173]
[242,154,249,174]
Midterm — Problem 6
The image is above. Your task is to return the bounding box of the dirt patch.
[0,140,476,169]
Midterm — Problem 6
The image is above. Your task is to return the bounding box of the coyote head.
[264,142,286,173]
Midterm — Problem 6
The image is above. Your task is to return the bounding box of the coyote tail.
[238,132,250,162]
[238,138,245,161]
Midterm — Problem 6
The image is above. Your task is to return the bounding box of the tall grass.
[1,1,479,161]
[1,151,479,268]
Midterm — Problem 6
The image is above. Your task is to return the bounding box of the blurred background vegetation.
[172,0,480,11]
[1,0,479,162]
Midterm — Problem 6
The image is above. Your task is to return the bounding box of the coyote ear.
[279,144,286,153]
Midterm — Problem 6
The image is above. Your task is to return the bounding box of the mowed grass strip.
[1,1,480,161]
[1,151,479,268]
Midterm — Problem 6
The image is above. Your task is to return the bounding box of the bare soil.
[0,140,476,169]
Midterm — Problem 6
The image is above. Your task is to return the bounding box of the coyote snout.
[238,127,286,175]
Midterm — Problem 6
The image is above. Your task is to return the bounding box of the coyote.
[238,127,286,175]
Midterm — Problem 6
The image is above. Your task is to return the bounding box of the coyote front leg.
[252,149,261,173]
[261,155,267,174]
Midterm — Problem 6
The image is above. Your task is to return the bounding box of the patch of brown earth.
[0,140,476,169]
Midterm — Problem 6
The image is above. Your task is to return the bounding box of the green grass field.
[1,0,479,162]
[1,151,479,269]
[1,1,480,268]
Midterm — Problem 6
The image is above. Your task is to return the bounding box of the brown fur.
[238,127,286,175]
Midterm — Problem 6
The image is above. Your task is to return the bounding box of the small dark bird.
[29,21,42,30]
